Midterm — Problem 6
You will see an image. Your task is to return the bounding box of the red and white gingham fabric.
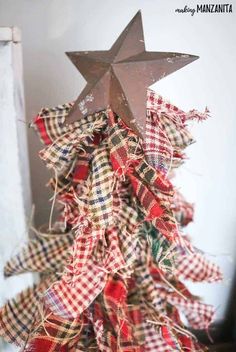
[171,189,194,227]
[176,252,223,283]
[146,89,209,124]
[93,319,111,352]
[142,323,171,352]
[155,286,215,330]
[44,228,126,318]
[144,89,209,173]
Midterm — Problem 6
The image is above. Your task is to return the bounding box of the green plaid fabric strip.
[4,233,73,277]
[134,159,173,197]
[139,222,176,272]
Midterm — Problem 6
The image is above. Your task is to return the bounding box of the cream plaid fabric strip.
[159,114,194,149]
[88,141,114,227]
[32,103,106,146]
[4,233,73,277]
[113,199,140,273]
[32,102,73,145]
[0,275,57,347]
[39,113,107,171]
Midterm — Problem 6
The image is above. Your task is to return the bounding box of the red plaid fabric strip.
[44,227,102,316]
[102,277,141,350]
[160,325,182,350]
[92,277,144,352]
[176,252,223,283]
[67,325,98,351]
[59,189,81,226]
[134,159,173,196]
[128,172,163,219]
[44,228,126,319]
[48,155,90,195]
[144,115,173,173]
[125,278,146,348]
[24,310,87,352]
[45,262,106,319]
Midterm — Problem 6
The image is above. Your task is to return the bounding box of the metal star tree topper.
[65,11,198,137]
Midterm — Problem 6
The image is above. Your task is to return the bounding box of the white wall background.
[0,30,33,352]
[0,0,235,324]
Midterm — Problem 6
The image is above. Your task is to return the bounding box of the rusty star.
[65,10,198,138]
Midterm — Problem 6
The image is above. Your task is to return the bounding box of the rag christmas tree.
[0,11,222,352]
